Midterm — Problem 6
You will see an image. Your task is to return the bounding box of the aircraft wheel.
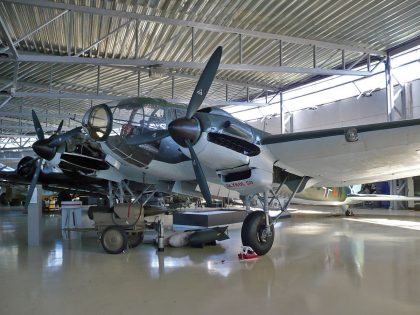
[241,211,274,256]
[0,193,9,206]
[87,207,94,220]
[345,209,353,216]
[127,232,144,248]
[101,226,128,254]
[10,199,21,206]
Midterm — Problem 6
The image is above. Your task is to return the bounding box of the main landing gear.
[342,205,354,216]
[241,211,274,255]
[241,176,309,255]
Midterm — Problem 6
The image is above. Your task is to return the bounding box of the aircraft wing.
[261,119,420,187]
[0,169,109,195]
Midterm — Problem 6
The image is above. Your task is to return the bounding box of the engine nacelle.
[180,132,250,170]
[16,156,36,179]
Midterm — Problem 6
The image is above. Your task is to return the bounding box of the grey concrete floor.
[1,209,420,315]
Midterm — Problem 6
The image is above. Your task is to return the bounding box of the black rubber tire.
[87,207,94,220]
[241,211,275,256]
[127,232,144,248]
[345,209,353,216]
[10,199,21,206]
[101,226,128,254]
[0,193,9,206]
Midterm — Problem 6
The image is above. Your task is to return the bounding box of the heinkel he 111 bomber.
[25,46,420,255]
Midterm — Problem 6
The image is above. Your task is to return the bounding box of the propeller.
[31,110,82,161]
[185,139,212,205]
[25,111,82,210]
[24,158,42,209]
[186,46,223,119]
[168,47,222,206]
[126,46,223,206]
[55,120,64,135]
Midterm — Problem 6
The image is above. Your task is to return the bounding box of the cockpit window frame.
[109,97,187,137]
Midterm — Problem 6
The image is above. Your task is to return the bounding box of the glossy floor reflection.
[1,210,420,315]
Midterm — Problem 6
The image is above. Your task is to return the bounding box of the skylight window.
[232,45,420,122]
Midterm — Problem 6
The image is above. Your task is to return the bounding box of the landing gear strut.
[241,176,309,255]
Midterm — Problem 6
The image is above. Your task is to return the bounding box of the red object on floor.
[238,246,258,260]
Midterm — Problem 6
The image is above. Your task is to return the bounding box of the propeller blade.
[55,120,64,134]
[25,158,42,210]
[186,46,222,119]
[125,130,169,145]
[48,127,82,147]
[185,139,213,207]
[32,110,44,141]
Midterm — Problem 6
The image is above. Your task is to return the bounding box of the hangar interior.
[1,1,420,315]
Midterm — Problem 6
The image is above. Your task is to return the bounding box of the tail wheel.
[241,211,274,256]
[100,226,128,254]
[127,232,144,248]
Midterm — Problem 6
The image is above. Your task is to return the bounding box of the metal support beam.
[191,27,195,62]
[5,0,385,56]
[137,69,141,96]
[10,90,264,107]
[0,10,69,54]
[67,10,73,56]
[142,28,184,59]
[385,53,395,122]
[144,77,169,96]
[28,185,42,246]
[279,40,282,66]
[239,34,243,64]
[9,54,372,76]
[135,20,139,59]
[279,92,284,134]
[246,40,278,65]
[0,96,12,109]
[97,65,100,95]
[108,64,277,90]
[348,53,367,71]
[384,52,401,210]
[171,76,174,99]
[0,15,18,58]
[76,19,133,57]
[12,61,19,93]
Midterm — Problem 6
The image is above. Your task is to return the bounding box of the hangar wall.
[248,79,420,134]
[292,89,390,132]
